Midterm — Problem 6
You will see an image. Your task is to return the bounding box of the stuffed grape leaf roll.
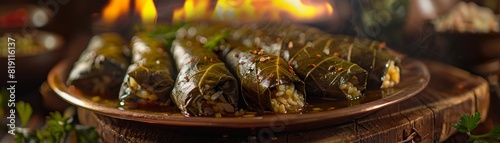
[316,36,401,89]
[170,34,239,117]
[67,33,130,99]
[119,35,176,109]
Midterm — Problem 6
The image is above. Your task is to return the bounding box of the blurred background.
[0,0,499,142]
[1,0,498,81]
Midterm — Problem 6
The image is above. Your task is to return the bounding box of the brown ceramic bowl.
[48,57,429,131]
[0,30,64,93]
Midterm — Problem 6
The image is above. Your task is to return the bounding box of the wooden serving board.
[78,60,490,143]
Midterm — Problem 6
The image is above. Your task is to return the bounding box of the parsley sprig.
[204,32,229,50]
[145,22,229,51]
[147,22,186,48]
[14,101,100,143]
[452,112,500,143]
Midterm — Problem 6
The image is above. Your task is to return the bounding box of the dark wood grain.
[78,60,490,143]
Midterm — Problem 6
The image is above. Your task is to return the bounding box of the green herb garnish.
[452,112,500,143]
[204,32,229,50]
[145,22,228,51]
[16,101,32,127]
[144,22,186,51]
[14,102,100,143]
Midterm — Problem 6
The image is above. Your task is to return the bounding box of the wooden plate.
[48,58,429,131]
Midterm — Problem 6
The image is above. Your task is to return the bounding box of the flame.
[136,0,157,25]
[173,0,213,21]
[101,0,157,25]
[273,0,334,20]
[173,0,334,22]
[102,0,130,24]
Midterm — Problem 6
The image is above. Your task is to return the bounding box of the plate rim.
[48,58,430,128]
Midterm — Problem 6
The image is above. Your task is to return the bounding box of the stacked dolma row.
[177,23,306,114]
[238,23,400,90]
[66,22,401,117]
[224,24,368,101]
[67,32,238,117]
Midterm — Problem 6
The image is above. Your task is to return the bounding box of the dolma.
[119,35,176,109]
[252,23,400,89]
[228,24,368,101]
[67,33,130,99]
[170,34,239,117]
[315,35,400,89]
[180,24,306,113]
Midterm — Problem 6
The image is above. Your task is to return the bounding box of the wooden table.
[76,60,492,143]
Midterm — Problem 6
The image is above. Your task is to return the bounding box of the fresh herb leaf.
[75,125,100,143]
[155,22,185,33]
[148,22,186,39]
[16,101,32,127]
[44,111,72,141]
[453,112,481,133]
[147,22,186,49]
[487,125,500,140]
[204,32,229,50]
[452,112,500,142]
[14,102,100,143]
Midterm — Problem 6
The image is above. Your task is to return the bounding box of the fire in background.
[173,0,334,22]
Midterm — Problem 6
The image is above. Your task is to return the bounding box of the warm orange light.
[173,0,334,22]
[174,0,213,21]
[275,0,334,21]
[102,0,130,24]
[136,0,157,25]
